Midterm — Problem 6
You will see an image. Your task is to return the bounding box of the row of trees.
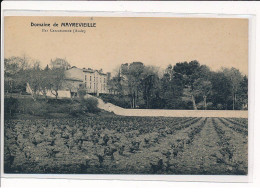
[4,56,70,100]
[108,61,248,110]
[4,56,248,110]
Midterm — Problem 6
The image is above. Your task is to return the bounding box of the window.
[85,75,87,81]
[90,76,91,81]
[104,78,106,83]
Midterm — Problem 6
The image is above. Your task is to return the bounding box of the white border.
[0,1,257,185]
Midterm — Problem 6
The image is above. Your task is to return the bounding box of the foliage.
[5,55,248,110]
[222,67,244,110]
[100,94,131,108]
[4,97,101,119]
[4,97,19,118]
[193,78,212,110]
[108,60,247,110]
[49,67,66,99]
[24,61,43,100]
[107,70,124,95]
[49,58,71,70]
[141,66,161,109]
[78,85,87,99]
[121,62,145,108]
[4,56,31,94]
[80,97,100,114]
[160,65,185,109]
[210,72,233,110]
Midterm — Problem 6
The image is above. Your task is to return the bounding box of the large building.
[26,66,110,99]
[65,66,110,96]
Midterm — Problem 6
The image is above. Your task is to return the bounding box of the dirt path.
[174,118,228,174]
[213,118,248,174]
[93,95,248,118]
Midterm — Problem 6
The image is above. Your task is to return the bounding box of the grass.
[4,96,104,120]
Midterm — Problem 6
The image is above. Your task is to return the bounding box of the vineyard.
[4,116,248,175]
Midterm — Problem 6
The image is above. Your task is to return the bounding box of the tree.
[49,67,66,100]
[193,78,212,110]
[222,67,243,110]
[48,58,70,99]
[107,77,119,95]
[141,66,160,109]
[78,84,87,99]
[192,65,212,110]
[107,68,124,95]
[4,56,31,94]
[173,60,201,110]
[237,75,248,110]
[38,67,52,101]
[4,55,30,74]
[210,71,232,110]
[25,61,43,101]
[121,62,145,108]
[50,58,71,70]
[161,65,185,109]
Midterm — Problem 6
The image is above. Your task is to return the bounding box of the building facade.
[65,66,110,96]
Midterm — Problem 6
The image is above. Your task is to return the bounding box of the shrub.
[4,97,19,118]
[5,97,50,118]
[81,97,100,114]
[46,99,74,113]
[23,100,49,116]
[5,96,101,119]
[69,97,100,116]
[100,94,131,108]
[69,103,84,117]
[78,89,87,99]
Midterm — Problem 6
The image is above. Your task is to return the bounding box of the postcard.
[1,14,251,182]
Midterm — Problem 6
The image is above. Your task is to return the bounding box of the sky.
[4,16,248,75]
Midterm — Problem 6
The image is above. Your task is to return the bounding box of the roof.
[65,78,83,82]
[68,66,108,75]
[83,68,94,73]
[83,69,107,75]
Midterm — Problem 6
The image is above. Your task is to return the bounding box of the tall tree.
[48,58,70,99]
[222,67,243,110]
[173,60,201,110]
[192,65,212,109]
[49,67,66,100]
[237,75,248,110]
[210,71,232,110]
[107,68,124,95]
[50,58,71,70]
[141,66,160,109]
[161,65,184,109]
[38,67,52,101]
[193,78,212,110]
[25,61,42,101]
[4,56,31,94]
[121,62,145,108]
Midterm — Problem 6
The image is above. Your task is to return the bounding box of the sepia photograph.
[3,16,249,176]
